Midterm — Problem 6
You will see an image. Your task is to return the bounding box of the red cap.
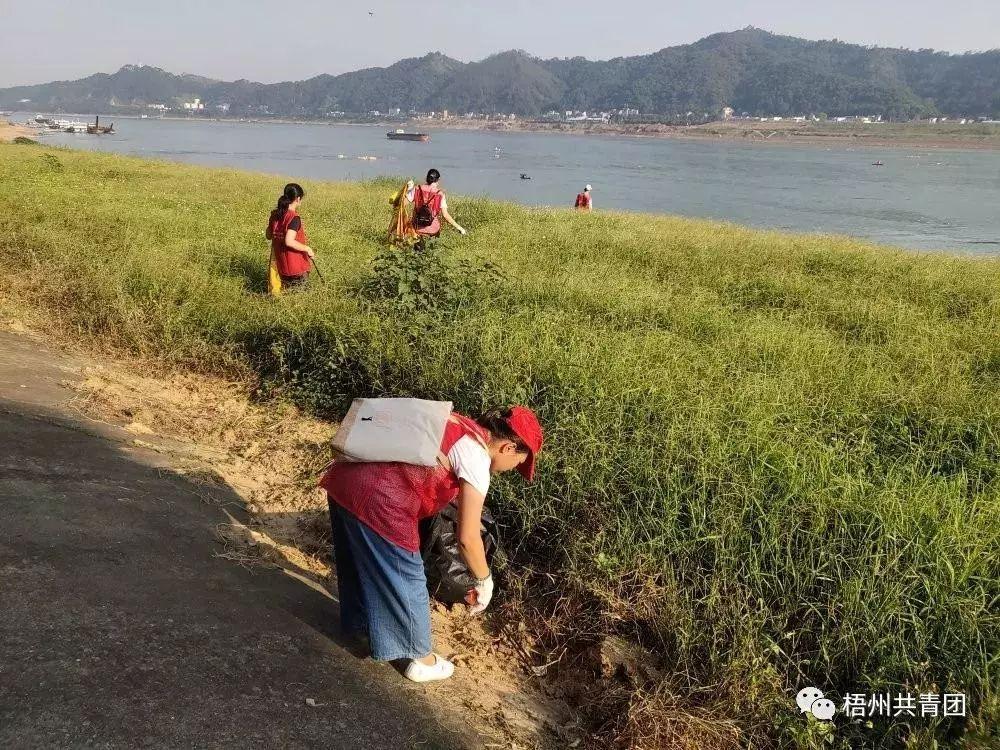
[505,406,543,481]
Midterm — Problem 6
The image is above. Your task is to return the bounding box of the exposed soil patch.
[0,121,38,143]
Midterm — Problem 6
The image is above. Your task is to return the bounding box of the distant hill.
[3,29,999,118]
[0,65,220,111]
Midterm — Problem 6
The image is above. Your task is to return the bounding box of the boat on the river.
[32,115,61,129]
[386,129,429,142]
[86,116,114,134]
[55,119,90,133]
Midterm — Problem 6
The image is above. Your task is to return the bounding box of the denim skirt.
[328,500,432,661]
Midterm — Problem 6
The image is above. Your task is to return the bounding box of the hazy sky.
[2,0,998,88]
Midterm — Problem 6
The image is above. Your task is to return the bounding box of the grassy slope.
[2,143,998,749]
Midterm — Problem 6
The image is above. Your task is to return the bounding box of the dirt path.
[0,320,575,748]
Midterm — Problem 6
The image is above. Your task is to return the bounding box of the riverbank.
[23,109,1000,150]
[2,143,997,749]
[427,118,1000,149]
[0,119,36,142]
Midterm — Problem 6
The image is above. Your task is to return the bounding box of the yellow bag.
[388,181,418,247]
[268,251,282,297]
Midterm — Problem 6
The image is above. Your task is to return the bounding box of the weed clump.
[358,244,506,319]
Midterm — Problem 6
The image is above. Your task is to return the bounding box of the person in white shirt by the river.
[319,407,543,683]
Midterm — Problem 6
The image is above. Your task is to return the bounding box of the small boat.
[872,160,884,166]
[386,128,429,142]
[520,173,532,180]
[33,115,61,129]
[86,116,114,134]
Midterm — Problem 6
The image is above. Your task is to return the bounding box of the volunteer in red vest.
[265,182,315,288]
[319,406,543,682]
[408,168,467,248]
[574,184,593,211]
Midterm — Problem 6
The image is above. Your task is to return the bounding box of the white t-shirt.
[446,435,491,496]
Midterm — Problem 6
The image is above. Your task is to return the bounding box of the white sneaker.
[403,654,455,683]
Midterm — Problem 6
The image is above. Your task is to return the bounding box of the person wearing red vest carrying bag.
[406,168,467,250]
[319,406,543,683]
[265,183,315,291]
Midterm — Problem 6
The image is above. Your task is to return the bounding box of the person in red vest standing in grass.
[319,406,543,683]
[574,184,593,211]
[408,168,467,250]
[266,182,315,292]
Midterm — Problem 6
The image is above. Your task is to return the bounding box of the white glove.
[468,574,493,615]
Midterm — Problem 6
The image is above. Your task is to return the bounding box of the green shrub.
[358,243,506,318]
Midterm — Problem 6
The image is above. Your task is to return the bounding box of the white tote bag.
[330,398,453,467]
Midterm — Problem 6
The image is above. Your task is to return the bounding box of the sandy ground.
[0,120,36,142]
[0,310,579,749]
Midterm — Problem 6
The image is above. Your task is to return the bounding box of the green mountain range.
[3,28,999,118]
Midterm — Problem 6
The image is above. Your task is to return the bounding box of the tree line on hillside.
[3,28,998,119]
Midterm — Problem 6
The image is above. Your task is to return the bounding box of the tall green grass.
[2,144,997,749]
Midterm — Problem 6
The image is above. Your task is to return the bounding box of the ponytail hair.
[271,182,305,224]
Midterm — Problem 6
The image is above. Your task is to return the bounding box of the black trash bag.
[419,501,499,605]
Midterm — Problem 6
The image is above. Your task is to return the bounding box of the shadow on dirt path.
[0,330,485,750]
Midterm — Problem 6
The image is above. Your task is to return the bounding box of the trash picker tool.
[311,257,326,283]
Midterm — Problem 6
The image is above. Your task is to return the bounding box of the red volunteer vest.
[320,413,490,552]
[413,186,443,236]
[270,209,312,277]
